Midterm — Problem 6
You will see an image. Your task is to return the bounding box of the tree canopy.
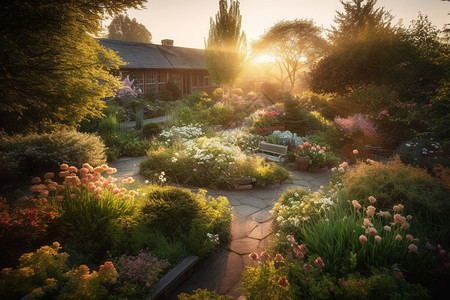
[253,19,328,92]
[205,0,247,90]
[107,14,152,43]
[0,0,145,132]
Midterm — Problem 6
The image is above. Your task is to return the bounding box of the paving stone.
[233,205,261,217]
[239,196,269,209]
[247,188,279,200]
[231,214,259,240]
[229,237,260,255]
[248,221,273,240]
[226,196,243,206]
[249,208,273,223]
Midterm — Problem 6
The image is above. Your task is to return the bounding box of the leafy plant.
[142,122,163,139]
[178,288,232,300]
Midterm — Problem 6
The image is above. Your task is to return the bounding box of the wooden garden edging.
[148,255,199,300]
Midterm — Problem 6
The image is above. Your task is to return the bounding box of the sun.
[252,53,277,64]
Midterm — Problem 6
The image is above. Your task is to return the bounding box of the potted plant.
[295,142,328,171]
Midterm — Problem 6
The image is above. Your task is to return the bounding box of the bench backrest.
[259,141,288,155]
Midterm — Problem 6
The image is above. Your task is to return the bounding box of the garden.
[1,0,450,299]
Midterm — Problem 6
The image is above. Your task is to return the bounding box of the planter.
[295,156,310,171]
[257,125,285,135]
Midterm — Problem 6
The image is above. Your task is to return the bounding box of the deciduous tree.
[0,0,145,132]
[253,19,327,92]
[205,0,247,93]
[107,14,152,43]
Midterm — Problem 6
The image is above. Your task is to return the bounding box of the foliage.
[157,124,205,146]
[0,242,69,299]
[98,115,119,138]
[266,130,304,150]
[178,288,232,300]
[0,196,58,269]
[252,108,282,128]
[329,0,393,43]
[46,163,137,263]
[253,19,328,92]
[205,0,247,88]
[295,142,338,169]
[0,0,146,132]
[159,79,181,101]
[139,186,232,256]
[281,95,325,136]
[142,122,163,139]
[342,157,450,244]
[0,130,106,180]
[107,14,152,43]
[394,137,448,170]
[100,127,151,161]
[334,113,379,149]
[113,251,169,298]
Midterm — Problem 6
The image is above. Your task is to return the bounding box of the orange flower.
[60,163,69,170]
[31,177,41,184]
[44,172,54,179]
[260,252,270,260]
[395,234,403,241]
[352,200,361,210]
[363,218,372,227]
[341,162,348,168]
[274,253,284,262]
[353,149,359,155]
[314,257,325,267]
[401,222,410,230]
[94,194,102,200]
[368,196,376,204]
[406,234,414,241]
[68,166,78,173]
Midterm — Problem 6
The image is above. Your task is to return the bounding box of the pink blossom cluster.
[258,109,280,118]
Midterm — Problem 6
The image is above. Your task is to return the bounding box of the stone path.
[109,156,329,299]
[120,115,166,128]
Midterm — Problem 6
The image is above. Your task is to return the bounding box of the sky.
[122,0,450,49]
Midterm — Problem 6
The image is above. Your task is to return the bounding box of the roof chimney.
[161,39,174,46]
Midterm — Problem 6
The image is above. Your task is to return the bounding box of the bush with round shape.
[142,122,163,139]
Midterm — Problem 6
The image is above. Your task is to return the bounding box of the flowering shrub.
[216,128,262,152]
[272,188,337,237]
[157,124,205,146]
[334,113,379,148]
[178,288,232,299]
[394,137,448,169]
[113,251,169,298]
[0,195,58,268]
[252,108,283,128]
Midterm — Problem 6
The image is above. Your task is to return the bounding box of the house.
[99,39,214,97]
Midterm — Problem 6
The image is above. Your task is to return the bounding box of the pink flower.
[286,235,296,244]
[274,253,284,262]
[383,225,391,232]
[94,194,102,200]
[394,214,406,224]
[70,194,76,199]
[368,196,376,204]
[375,235,382,243]
[260,252,270,260]
[363,218,372,227]
[44,172,54,179]
[353,149,359,155]
[249,252,258,261]
[331,167,336,172]
[406,215,413,220]
[408,244,418,253]
[352,200,361,210]
[359,235,368,244]
[395,234,403,241]
[406,234,414,241]
[341,162,348,168]
[368,227,378,236]
[401,222,410,230]
[366,206,376,217]
[278,276,289,288]
[303,263,313,272]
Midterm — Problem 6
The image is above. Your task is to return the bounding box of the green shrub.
[342,157,450,243]
[0,129,106,179]
[178,288,232,300]
[98,115,118,138]
[142,122,163,139]
[101,127,151,161]
[159,79,181,101]
[138,185,232,257]
[0,242,69,300]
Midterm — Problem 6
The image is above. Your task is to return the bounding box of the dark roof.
[99,39,206,70]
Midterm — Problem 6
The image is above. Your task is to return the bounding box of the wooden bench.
[253,141,288,163]
[149,255,199,300]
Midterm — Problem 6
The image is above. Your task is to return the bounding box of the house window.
[145,71,156,84]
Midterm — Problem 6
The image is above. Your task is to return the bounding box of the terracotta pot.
[256,125,285,135]
[295,156,310,171]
